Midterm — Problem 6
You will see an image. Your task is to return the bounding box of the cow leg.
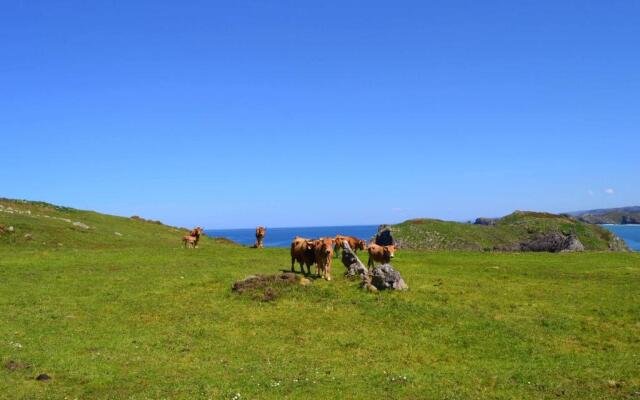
[367,256,373,268]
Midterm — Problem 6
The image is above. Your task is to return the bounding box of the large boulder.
[340,241,368,278]
[369,264,408,291]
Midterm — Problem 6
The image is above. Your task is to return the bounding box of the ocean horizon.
[205,225,380,248]
[206,224,640,251]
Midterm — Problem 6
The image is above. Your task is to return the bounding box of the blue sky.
[2,0,638,228]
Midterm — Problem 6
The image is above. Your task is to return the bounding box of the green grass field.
[1,200,639,399]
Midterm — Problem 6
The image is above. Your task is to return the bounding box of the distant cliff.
[382,211,629,252]
[569,206,640,225]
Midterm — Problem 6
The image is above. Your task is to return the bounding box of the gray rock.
[520,232,585,253]
[370,264,408,291]
[340,241,368,278]
[561,234,585,252]
[608,235,630,252]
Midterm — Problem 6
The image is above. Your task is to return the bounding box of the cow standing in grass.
[367,244,396,267]
[334,235,366,257]
[255,226,266,248]
[314,237,335,280]
[182,227,203,249]
[290,237,316,275]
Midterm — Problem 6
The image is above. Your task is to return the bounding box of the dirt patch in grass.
[5,360,31,371]
[35,373,51,381]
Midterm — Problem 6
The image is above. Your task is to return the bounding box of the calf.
[182,235,197,248]
[367,244,396,267]
[314,237,335,280]
[290,237,316,274]
[334,235,366,257]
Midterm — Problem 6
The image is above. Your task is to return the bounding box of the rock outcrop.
[520,232,585,253]
[340,241,368,279]
[561,234,585,252]
[621,215,640,224]
[474,217,497,226]
[369,264,408,291]
[608,235,630,252]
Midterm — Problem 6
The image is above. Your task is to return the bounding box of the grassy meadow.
[1,200,639,399]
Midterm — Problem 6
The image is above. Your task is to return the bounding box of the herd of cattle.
[291,234,396,281]
[181,226,396,281]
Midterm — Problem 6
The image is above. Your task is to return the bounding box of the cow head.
[384,245,396,259]
[318,238,334,257]
[305,239,316,251]
[357,240,367,251]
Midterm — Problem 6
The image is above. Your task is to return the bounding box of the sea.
[206,224,640,251]
[601,225,640,251]
[205,225,379,248]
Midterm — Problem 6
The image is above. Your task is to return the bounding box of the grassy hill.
[0,198,231,249]
[388,211,628,251]
[1,200,639,399]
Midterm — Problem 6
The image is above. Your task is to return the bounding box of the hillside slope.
[0,198,229,249]
[569,206,640,224]
[387,211,628,251]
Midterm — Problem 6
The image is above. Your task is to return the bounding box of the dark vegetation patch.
[210,237,240,246]
[130,215,164,225]
[232,272,303,302]
[35,373,51,381]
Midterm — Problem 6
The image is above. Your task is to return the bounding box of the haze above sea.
[206,224,640,251]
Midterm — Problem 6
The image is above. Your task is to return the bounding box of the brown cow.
[290,237,317,274]
[334,235,366,257]
[255,226,266,248]
[367,244,396,267]
[314,237,335,280]
[191,227,204,247]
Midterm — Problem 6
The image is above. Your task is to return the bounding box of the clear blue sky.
[2,1,638,228]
